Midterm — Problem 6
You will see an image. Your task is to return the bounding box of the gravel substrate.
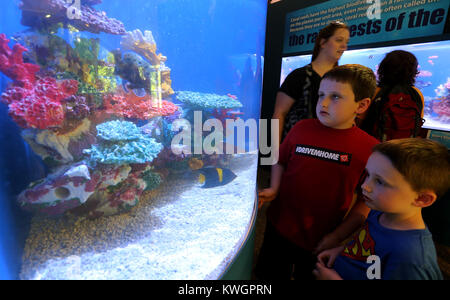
[20,153,258,280]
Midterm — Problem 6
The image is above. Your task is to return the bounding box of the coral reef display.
[0,0,271,282]
[0,7,183,218]
[0,1,244,222]
[431,77,450,123]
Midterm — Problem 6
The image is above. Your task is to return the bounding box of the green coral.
[176,91,242,109]
[84,121,163,165]
[74,38,100,64]
[97,64,117,93]
[96,120,143,142]
[57,72,103,107]
[71,38,117,93]
[141,171,162,191]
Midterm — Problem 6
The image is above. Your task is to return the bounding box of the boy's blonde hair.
[373,138,450,199]
[322,64,377,102]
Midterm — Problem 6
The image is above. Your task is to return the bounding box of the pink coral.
[432,97,450,117]
[0,33,40,84]
[212,108,244,123]
[0,34,79,129]
[104,88,179,120]
[2,77,79,129]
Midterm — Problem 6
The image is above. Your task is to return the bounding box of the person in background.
[274,21,350,144]
[255,64,379,280]
[314,138,448,280]
[359,50,425,141]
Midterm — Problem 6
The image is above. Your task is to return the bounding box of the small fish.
[225,110,244,120]
[122,81,130,93]
[197,167,236,188]
[368,55,373,59]
[188,157,204,170]
[418,70,432,77]
[226,110,244,116]
[141,128,152,135]
[227,93,237,100]
[122,81,147,98]
[415,80,432,89]
[428,55,438,59]
[428,60,434,66]
[132,88,147,97]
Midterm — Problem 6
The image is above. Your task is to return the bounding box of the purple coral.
[82,0,103,5]
[20,0,126,35]
[62,95,90,120]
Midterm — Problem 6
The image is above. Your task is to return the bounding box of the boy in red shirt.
[256,64,379,280]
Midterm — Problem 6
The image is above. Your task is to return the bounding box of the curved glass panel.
[0,0,267,279]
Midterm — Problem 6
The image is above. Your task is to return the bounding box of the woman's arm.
[272,91,295,144]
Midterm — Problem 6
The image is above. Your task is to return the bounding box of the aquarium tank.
[0,0,267,279]
[280,40,450,132]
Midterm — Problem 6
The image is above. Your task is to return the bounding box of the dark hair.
[373,138,450,199]
[311,21,349,63]
[322,64,377,102]
[377,50,419,86]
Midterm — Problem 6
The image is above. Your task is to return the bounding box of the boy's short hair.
[322,64,377,102]
[373,138,450,199]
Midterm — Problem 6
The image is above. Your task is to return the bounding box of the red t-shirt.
[267,119,379,251]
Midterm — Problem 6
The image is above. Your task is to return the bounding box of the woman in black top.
[274,22,350,142]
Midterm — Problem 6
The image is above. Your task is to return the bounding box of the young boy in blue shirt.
[314,138,448,280]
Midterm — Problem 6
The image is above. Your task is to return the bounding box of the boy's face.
[317,79,367,129]
[361,152,419,214]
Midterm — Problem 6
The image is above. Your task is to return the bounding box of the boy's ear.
[413,190,437,208]
[356,97,371,114]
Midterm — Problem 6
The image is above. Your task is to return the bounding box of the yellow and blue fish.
[197,167,237,188]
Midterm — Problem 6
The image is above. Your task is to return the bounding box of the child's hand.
[316,246,344,268]
[313,261,343,280]
[258,188,277,209]
[314,233,342,254]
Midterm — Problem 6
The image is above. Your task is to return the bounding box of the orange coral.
[161,69,175,98]
[104,88,179,120]
[132,40,167,66]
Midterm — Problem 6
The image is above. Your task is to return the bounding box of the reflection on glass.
[281,40,450,131]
